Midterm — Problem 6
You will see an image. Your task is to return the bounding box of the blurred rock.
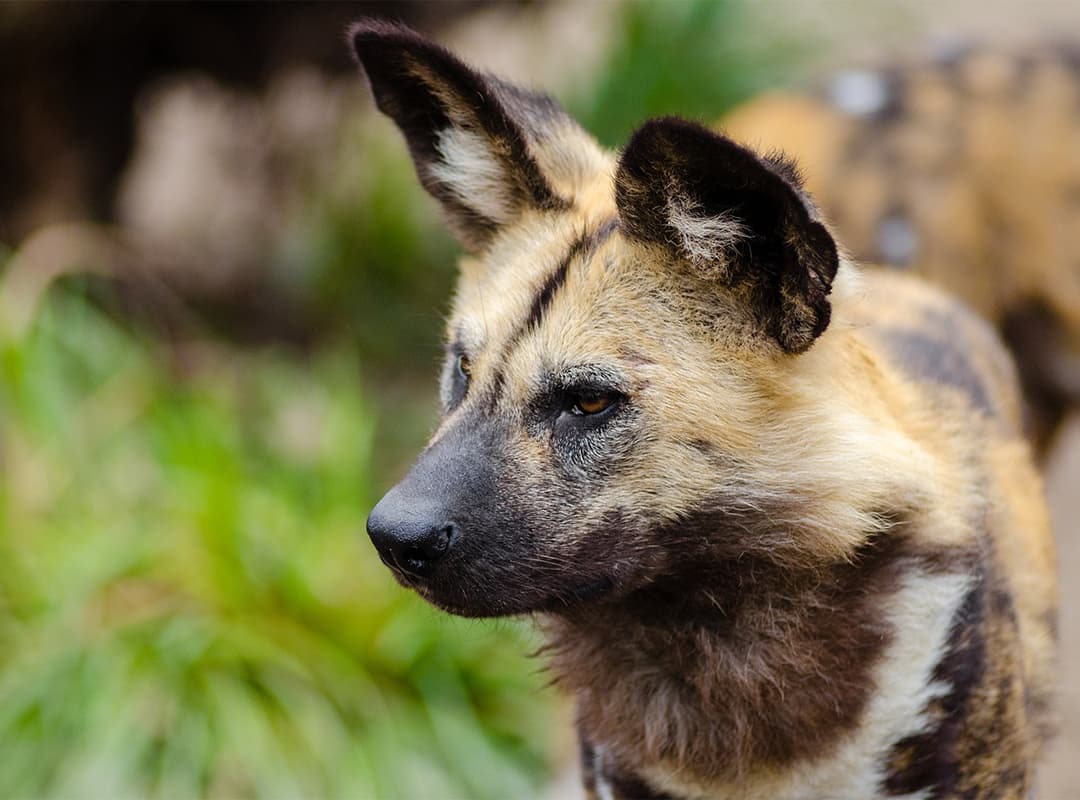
[0,1,489,245]
[443,0,616,95]
[115,70,354,296]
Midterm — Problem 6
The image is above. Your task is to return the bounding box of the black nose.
[366,491,457,577]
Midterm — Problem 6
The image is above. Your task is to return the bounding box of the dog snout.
[367,488,459,577]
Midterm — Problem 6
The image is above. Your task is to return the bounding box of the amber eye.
[457,354,472,378]
[572,394,614,416]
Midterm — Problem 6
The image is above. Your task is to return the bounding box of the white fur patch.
[643,569,972,800]
[593,745,617,800]
[429,126,516,223]
[665,196,748,270]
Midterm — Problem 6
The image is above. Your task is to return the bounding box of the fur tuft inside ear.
[615,117,839,354]
[664,195,750,274]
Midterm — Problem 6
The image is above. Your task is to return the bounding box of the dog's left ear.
[615,117,839,354]
[349,19,598,252]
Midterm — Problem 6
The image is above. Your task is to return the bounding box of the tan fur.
[353,23,1058,799]
[721,45,1080,452]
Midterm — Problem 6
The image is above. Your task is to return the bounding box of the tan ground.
[1040,413,1080,798]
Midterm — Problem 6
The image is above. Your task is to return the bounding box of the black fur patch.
[882,579,986,797]
[763,149,808,189]
[607,769,677,799]
[614,117,838,354]
[879,327,994,415]
[1001,299,1074,448]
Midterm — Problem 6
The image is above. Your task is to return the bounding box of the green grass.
[0,283,557,799]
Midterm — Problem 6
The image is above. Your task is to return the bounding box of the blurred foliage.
[280,117,455,484]
[570,0,815,147]
[0,282,555,798]
[282,118,458,371]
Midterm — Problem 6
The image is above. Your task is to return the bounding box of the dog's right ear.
[349,19,594,251]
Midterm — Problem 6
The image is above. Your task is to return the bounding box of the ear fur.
[349,19,579,251]
[615,117,839,354]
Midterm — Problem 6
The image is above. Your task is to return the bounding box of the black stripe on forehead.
[523,243,575,333]
[524,217,620,334]
[484,218,619,408]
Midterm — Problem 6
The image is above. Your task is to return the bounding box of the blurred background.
[1,1,1077,798]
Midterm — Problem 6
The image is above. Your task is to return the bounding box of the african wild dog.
[721,45,1080,454]
[352,20,1057,799]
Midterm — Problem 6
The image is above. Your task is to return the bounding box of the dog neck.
[539,528,928,788]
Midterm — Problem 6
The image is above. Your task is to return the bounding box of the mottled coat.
[722,45,1080,453]
[352,21,1057,799]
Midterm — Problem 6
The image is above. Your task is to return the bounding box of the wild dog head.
[352,21,879,618]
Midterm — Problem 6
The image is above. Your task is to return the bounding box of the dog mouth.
[383,559,618,616]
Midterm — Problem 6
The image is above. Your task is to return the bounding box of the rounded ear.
[349,19,600,252]
[615,117,839,353]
